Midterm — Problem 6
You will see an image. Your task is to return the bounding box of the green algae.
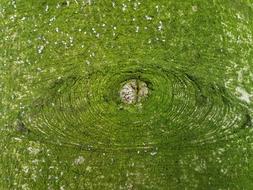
[1,0,253,189]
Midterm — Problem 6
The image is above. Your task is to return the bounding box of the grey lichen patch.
[119,79,148,104]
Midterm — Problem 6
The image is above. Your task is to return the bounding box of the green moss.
[1,0,253,189]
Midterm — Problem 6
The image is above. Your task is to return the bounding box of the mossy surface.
[1,0,253,189]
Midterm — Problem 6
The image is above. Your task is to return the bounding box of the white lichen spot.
[69,36,74,46]
[45,5,49,12]
[155,5,159,12]
[12,0,16,8]
[37,45,44,54]
[158,21,163,31]
[49,16,56,22]
[192,5,198,12]
[74,156,85,165]
[150,151,157,156]
[13,137,22,141]
[122,3,127,11]
[145,15,152,20]
[27,147,40,155]
[135,26,139,33]
[236,87,252,103]
[236,13,244,20]
[10,15,17,22]
[112,2,115,8]
[135,2,141,10]
[49,16,56,25]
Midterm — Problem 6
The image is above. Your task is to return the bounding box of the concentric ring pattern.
[1,0,253,189]
[24,62,250,151]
